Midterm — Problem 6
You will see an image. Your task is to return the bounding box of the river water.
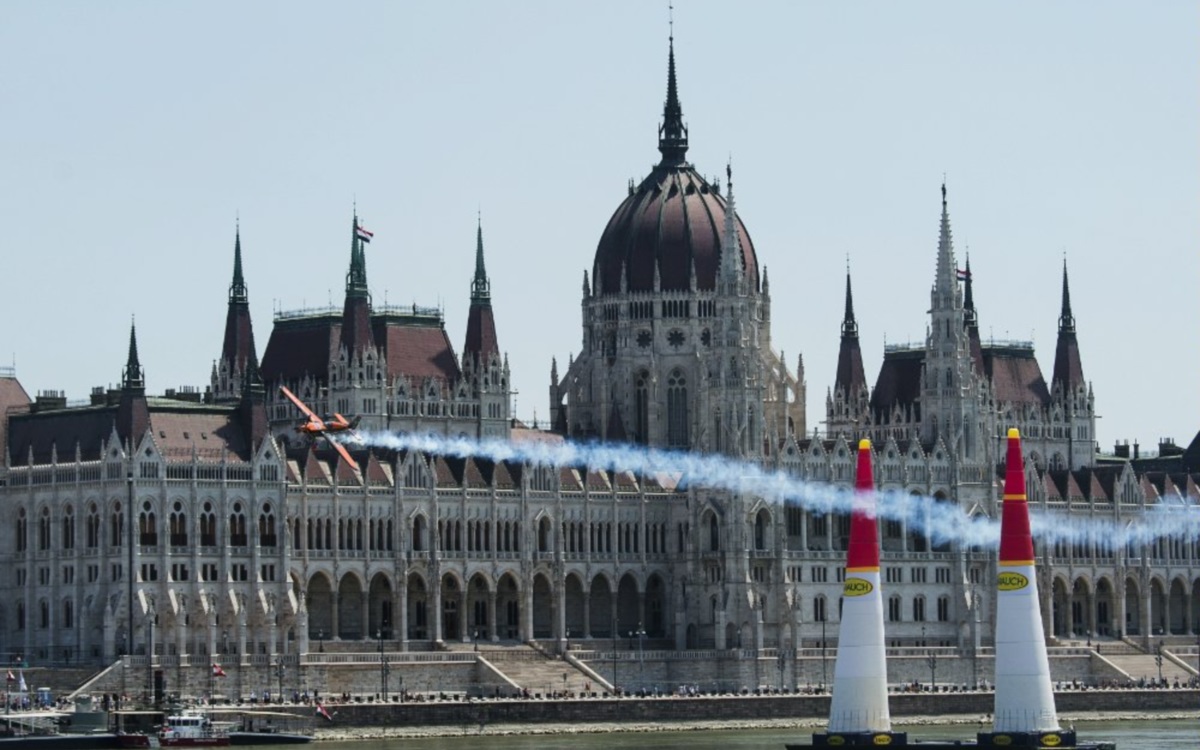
[305,720,1194,749]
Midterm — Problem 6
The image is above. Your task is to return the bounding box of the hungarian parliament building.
[2,41,1197,671]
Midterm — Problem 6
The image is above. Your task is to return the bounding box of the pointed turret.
[464,217,500,365]
[122,318,144,392]
[117,320,149,446]
[820,439,899,745]
[215,225,259,402]
[986,428,1063,741]
[1052,260,1084,391]
[962,253,984,373]
[717,163,743,291]
[657,35,689,165]
[933,182,959,306]
[834,269,867,396]
[340,212,375,356]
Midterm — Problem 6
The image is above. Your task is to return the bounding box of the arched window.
[888,594,902,622]
[39,508,52,550]
[258,504,277,547]
[87,504,100,549]
[412,515,427,552]
[62,505,75,550]
[228,503,247,547]
[199,503,217,547]
[635,371,650,444]
[110,503,123,547]
[138,502,157,547]
[169,503,188,547]
[16,508,27,553]
[667,369,689,448]
[913,596,926,622]
[814,595,827,623]
[708,513,719,552]
[754,511,767,550]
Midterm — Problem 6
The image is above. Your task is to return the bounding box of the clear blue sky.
[2,1,1196,452]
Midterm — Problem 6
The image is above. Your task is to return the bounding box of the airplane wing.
[279,386,318,420]
[328,437,359,471]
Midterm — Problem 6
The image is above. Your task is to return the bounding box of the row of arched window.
[14,501,278,553]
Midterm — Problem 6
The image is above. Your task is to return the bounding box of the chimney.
[1113,441,1129,459]
[1159,438,1182,457]
[1133,441,1140,460]
[30,390,67,413]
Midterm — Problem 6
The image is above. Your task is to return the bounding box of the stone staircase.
[1095,642,1198,684]
[442,643,599,696]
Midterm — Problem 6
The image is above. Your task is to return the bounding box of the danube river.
[309,720,1194,749]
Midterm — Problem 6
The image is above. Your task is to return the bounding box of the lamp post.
[612,616,619,696]
[125,473,134,707]
[820,619,827,691]
[634,623,646,691]
[1155,643,1164,683]
[377,630,389,700]
[221,630,229,704]
[923,625,937,691]
[317,629,324,654]
[275,656,285,704]
[146,603,155,708]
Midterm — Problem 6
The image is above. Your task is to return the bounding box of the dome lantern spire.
[657,35,689,165]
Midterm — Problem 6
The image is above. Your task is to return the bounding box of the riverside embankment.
[310,689,1200,741]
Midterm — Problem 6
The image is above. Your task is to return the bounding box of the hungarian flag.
[956,268,971,281]
[355,224,373,243]
[4,671,12,682]
[316,702,333,722]
[211,663,227,677]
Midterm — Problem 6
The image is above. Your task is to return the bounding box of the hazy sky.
[2,1,1196,453]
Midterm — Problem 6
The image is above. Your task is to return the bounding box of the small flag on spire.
[956,268,970,281]
[211,663,227,677]
[355,224,373,243]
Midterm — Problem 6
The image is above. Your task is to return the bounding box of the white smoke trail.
[350,431,1200,552]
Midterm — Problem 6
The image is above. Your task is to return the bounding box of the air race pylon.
[979,428,1073,748]
[814,439,906,747]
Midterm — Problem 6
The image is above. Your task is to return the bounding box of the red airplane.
[279,386,361,470]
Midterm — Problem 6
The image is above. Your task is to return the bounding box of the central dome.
[591,39,759,296]
[593,166,758,295]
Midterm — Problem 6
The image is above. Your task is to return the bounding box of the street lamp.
[317,629,324,653]
[612,617,619,696]
[1155,643,1164,683]
[472,629,479,653]
[275,656,285,703]
[377,630,389,700]
[923,625,937,691]
[634,623,646,692]
[820,619,827,691]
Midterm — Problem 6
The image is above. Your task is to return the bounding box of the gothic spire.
[1058,258,1075,334]
[340,210,375,356]
[470,215,491,304]
[230,223,248,303]
[122,318,144,391]
[963,252,976,326]
[934,181,958,299]
[834,267,867,398]
[657,35,689,165]
[216,223,259,402]
[345,212,370,300]
[841,264,858,340]
[1052,258,1085,391]
[464,217,500,365]
[718,161,743,289]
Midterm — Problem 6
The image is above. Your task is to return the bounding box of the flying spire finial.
[1059,255,1074,333]
[471,212,491,303]
[657,25,688,165]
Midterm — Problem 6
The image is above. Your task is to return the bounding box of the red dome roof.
[593,165,758,295]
